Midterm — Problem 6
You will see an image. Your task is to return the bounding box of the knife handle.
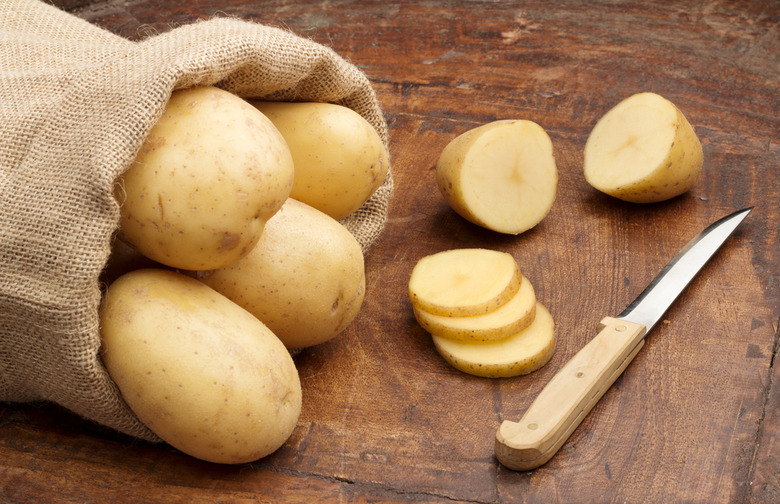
[495,317,646,471]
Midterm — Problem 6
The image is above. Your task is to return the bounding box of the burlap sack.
[0,0,393,441]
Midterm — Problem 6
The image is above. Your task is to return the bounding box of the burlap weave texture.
[0,0,392,441]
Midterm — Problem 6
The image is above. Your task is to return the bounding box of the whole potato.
[116,86,294,270]
[250,101,389,221]
[198,198,365,349]
[100,268,302,464]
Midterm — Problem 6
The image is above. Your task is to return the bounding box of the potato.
[116,86,294,271]
[412,274,536,342]
[197,198,365,349]
[583,92,703,203]
[436,120,557,235]
[432,302,555,378]
[99,268,302,464]
[408,248,521,317]
[250,101,389,221]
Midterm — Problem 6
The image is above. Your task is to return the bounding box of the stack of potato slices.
[408,248,555,378]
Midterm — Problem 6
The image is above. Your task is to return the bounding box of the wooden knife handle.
[495,317,646,471]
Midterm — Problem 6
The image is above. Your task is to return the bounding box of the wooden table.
[2,1,778,502]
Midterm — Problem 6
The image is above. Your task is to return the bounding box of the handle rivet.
[527,423,538,430]
[616,325,627,332]
[576,371,584,378]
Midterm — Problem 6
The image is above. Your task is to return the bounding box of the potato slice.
[408,248,521,317]
[413,274,536,342]
[432,302,555,378]
[436,120,557,235]
[583,92,703,203]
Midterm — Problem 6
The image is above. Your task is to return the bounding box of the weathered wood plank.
[2,1,777,502]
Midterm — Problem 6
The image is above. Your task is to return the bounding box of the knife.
[495,207,753,471]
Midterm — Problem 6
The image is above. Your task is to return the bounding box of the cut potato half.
[584,92,703,203]
[408,248,521,317]
[432,302,555,378]
[413,274,536,342]
[436,120,558,235]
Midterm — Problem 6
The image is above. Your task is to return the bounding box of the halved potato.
[583,92,703,203]
[432,302,555,378]
[413,274,536,342]
[408,248,521,317]
[436,120,558,234]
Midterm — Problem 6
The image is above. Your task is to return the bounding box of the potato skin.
[250,101,389,221]
[116,86,294,270]
[99,268,302,464]
[198,198,366,349]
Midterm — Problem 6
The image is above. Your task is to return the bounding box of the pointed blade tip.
[617,206,752,332]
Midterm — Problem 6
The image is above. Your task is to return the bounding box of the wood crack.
[745,315,780,502]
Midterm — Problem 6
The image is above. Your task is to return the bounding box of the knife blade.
[495,207,753,471]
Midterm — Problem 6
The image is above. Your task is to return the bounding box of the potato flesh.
[436,120,557,235]
[251,101,389,221]
[198,198,366,349]
[584,92,703,203]
[432,302,555,378]
[585,97,675,187]
[412,274,536,342]
[408,248,521,317]
[99,269,302,464]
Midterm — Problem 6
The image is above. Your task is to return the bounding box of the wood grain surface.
[2,1,778,503]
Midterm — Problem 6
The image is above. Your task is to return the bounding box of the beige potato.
[436,120,558,235]
[116,86,294,270]
[100,268,302,464]
[198,198,365,349]
[408,248,522,317]
[432,302,555,378]
[583,92,703,203]
[413,274,536,342]
[250,101,389,221]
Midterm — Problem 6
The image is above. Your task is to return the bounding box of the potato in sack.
[116,86,294,271]
[199,198,366,349]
